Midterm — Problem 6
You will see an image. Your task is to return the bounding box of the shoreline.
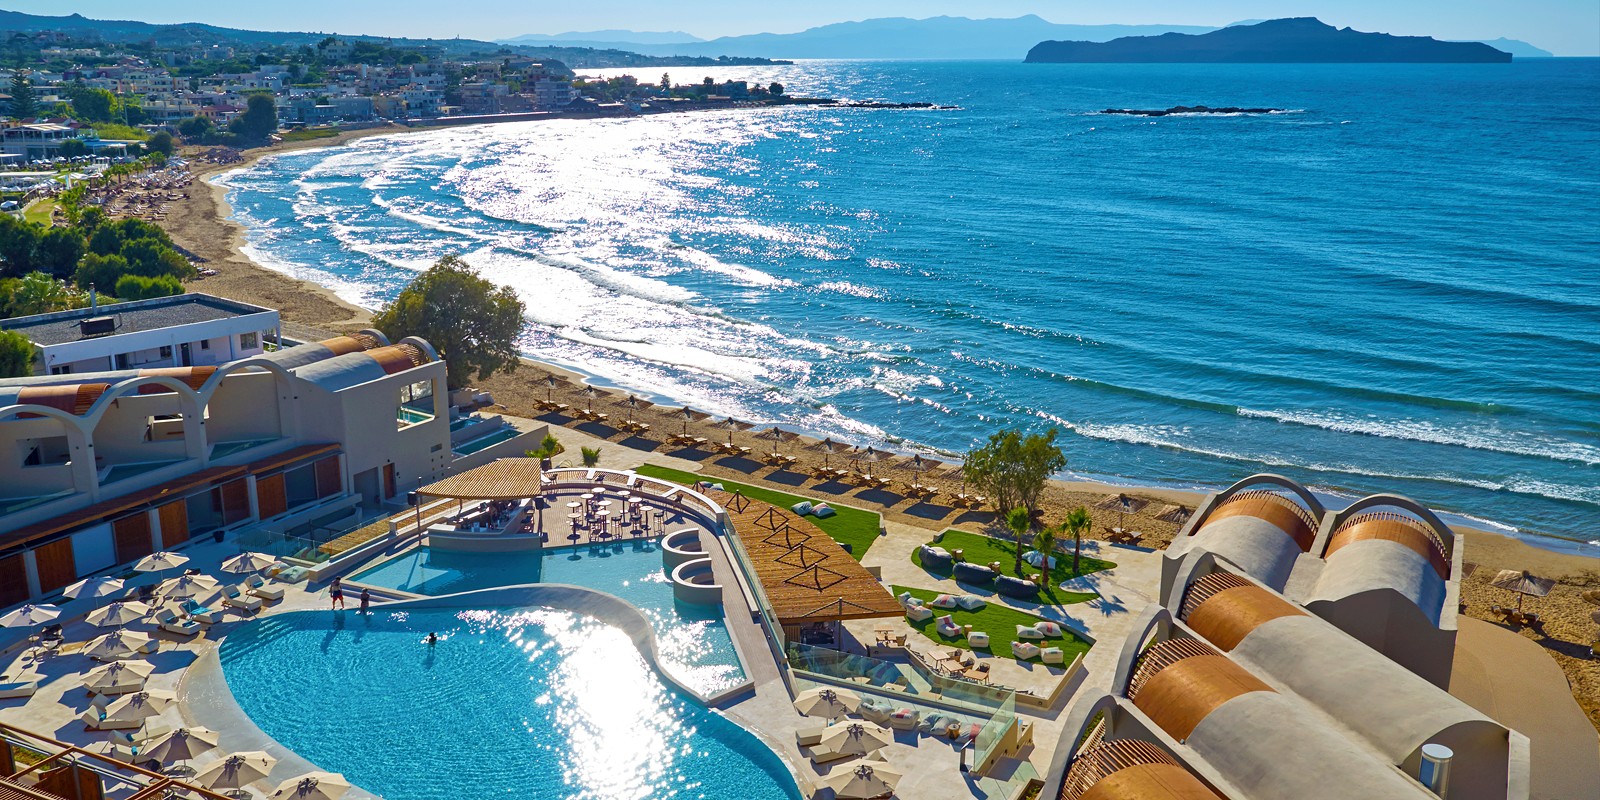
[169,122,1596,566]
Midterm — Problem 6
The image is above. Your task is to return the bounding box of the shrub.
[114,274,184,300]
[580,446,601,467]
[0,329,34,378]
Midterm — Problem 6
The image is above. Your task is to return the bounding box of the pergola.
[415,458,543,501]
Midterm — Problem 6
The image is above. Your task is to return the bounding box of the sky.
[15,1,1600,55]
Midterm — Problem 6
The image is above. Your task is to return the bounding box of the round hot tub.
[671,558,722,605]
[662,528,707,570]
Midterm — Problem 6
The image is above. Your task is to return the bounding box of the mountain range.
[1026,18,1513,63]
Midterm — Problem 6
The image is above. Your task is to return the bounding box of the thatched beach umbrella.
[823,759,904,799]
[673,405,711,436]
[711,417,754,446]
[63,576,125,600]
[85,601,150,628]
[807,437,846,468]
[1488,569,1555,611]
[578,385,613,413]
[849,447,897,473]
[793,687,861,721]
[197,751,279,794]
[894,454,945,477]
[541,372,568,402]
[753,426,799,457]
[614,394,655,424]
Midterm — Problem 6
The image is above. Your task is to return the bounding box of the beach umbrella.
[823,758,904,799]
[613,394,654,424]
[0,604,60,628]
[134,552,190,572]
[578,385,612,412]
[542,373,567,402]
[1489,569,1555,611]
[158,574,220,601]
[849,447,897,473]
[673,405,710,436]
[819,721,893,758]
[63,576,126,600]
[101,689,176,724]
[83,629,152,660]
[82,660,155,694]
[85,601,150,628]
[753,426,799,456]
[711,417,753,445]
[197,751,278,793]
[793,687,861,721]
[807,437,846,468]
[270,772,351,800]
[894,454,945,477]
[143,726,220,768]
[220,552,278,574]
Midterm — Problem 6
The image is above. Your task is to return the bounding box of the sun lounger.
[245,575,285,600]
[889,709,919,731]
[180,600,223,624]
[795,725,826,747]
[1011,641,1041,660]
[0,676,39,700]
[222,585,263,612]
[810,745,861,765]
[154,608,201,637]
[81,710,142,731]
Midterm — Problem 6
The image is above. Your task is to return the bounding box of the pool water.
[453,427,519,455]
[350,544,745,694]
[219,607,799,800]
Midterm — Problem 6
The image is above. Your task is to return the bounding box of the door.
[219,479,250,524]
[383,462,397,499]
[179,342,192,367]
[157,499,189,546]
[313,456,342,499]
[32,538,77,594]
[0,553,28,607]
[256,473,287,519]
[112,514,154,564]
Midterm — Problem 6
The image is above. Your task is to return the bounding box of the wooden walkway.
[725,494,899,625]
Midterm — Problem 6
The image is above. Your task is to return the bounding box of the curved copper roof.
[1128,638,1274,741]
[16,383,111,416]
[320,334,377,356]
[135,366,217,393]
[1181,573,1306,651]
[1198,490,1316,552]
[1326,512,1450,579]
[1063,738,1221,800]
[366,343,428,375]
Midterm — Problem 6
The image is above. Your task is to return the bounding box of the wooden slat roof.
[416,458,543,501]
[0,466,244,553]
[725,496,900,625]
[242,442,340,474]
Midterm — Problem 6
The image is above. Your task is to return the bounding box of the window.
[159,346,172,359]
[397,379,435,430]
[199,339,211,350]
[50,365,72,375]
[240,331,259,350]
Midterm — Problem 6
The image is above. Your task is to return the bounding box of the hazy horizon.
[7,2,1598,56]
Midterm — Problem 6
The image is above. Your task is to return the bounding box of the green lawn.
[281,127,341,142]
[22,199,55,226]
[893,585,1093,664]
[911,528,1111,605]
[634,464,882,560]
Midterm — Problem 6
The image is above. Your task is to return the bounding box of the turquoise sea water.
[350,543,744,694]
[219,607,798,800]
[218,60,1600,547]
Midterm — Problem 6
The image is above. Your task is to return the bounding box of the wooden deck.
[725,495,900,625]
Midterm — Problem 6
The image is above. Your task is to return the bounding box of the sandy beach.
[160,126,1600,732]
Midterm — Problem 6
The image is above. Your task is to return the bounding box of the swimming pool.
[219,606,799,800]
[453,427,519,455]
[350,543,745,694]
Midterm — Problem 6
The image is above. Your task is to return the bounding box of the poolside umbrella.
[143,726,220,772]
[614,394,654,424]
[82,659,155,693]
[711,417,754,446]
[101,689,175,724]
[823,758,904,799]
[63,576,126,600]
[271,772,351,800]
[674,405,710,436]
[83,629,152,660]
[134,552,190,572]
[793,687,861,721]
[221,552,278,574]
[754,426,798,457]
[159,574,221,601]
[197,751,278,793]
[86,601,150,628]
[819,721,893,758]
[0,604,60,628]
[1489,569,1555,611]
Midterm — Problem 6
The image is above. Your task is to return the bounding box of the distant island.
[1025,18,1513,64]
[1102,105,1284,117]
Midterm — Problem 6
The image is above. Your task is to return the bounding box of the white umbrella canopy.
[135,552,190,572]
[101,689,176,723]
[220,552,278,574]
[792,687,861,721]
[196,751,279,792]
[142,726,221,763]
[86,601,150,628]
[158,574,221,601]
[819,721,893,758]
[63,576,126,599]
[0,603,61,628]
[82,660,156,692]
[270,772,352,800]
[83,629,152,660]
[823,758,904,799]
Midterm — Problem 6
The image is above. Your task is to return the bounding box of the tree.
[768,82,784,97]
[659,73,671,91]
[524,434,563,460]
[0,330,34,378]
[964,427,1066,519]
[114,273,184,300]
[228,93,280,142]
[0,215,39,278]
[177,116,215,140]
[372,255,526,388]
[35,228,86,280]
[1062,505,1092,575]
[1006,506,1031,577]
[1033,526,1057,578]
[4,272,86,317]
[58,138,90,158]
[69,86,115,122]
[144,131,175,156]
[8,72,37,119]
[74,253,130,293]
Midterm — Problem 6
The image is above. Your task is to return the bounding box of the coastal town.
[0,7,1597,800]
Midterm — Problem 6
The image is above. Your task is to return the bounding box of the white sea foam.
[1238,407,1600,465]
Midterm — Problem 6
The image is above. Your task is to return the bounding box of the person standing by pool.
[359,588,371,615]
[330,576,345,610]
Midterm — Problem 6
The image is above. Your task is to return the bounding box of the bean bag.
[1034,620,1064,637]
[952,562,996,585]
[955,595,986,611]
[994,575,1038,599]
[966,631,991,649]
[1015,624,1045,640]
[1023,550,1057,569]
[1011,641,1041,660]
[897,591,924,608]
[928,594,959,609]
[790,501,814,515]
[1041,647,1065,664]
[936,615,963,639]
[812,503,836,518]
[907,605,934,622]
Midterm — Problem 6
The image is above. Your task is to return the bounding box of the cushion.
[1035,621,1064,637]
[1016,624,1044,640]
[790,501,814,515]
[994,575,1038,599]
[952,562,997,585]
[812,503,836,518]
[906,606,933,622]
[955,595,986,611]
[928,594,959,609]
[967,631,991,648]
[897,591,923,608]
[1011,641,1041,659]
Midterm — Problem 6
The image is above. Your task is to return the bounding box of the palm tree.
[1064,506,1092,575]
[1006,506,1031,577]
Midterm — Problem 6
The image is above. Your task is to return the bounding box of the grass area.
[635,464,882,560]
[911,528,1111,605]
[281,127,342,142]
[894,585,1093,663]
[91,123,149,141]
[23,199,55,226]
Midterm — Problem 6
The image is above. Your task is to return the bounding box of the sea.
[215,59,1600,551]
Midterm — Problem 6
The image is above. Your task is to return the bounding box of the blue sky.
[16,1,1600,55]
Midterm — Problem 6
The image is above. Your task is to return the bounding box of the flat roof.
[1,293,275,347]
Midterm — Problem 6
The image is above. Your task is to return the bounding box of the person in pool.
[426,632,438,646]
[359,588,371,614]
[329,576,344,610]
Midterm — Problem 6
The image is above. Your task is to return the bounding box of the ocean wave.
[817,280,888,300]
[1238,408,1600,465]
